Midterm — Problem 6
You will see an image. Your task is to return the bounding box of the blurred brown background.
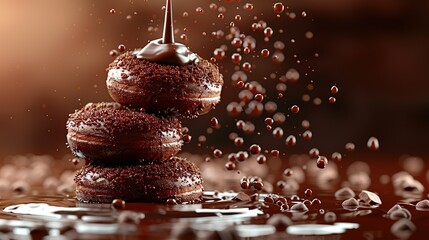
[0,0,428,158]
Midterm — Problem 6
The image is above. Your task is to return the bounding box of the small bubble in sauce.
[228,153,238,163]
[277,180,286,189]
[246,101,263,116]
[232,38,243,47]
[290,195,300,201]
[166,198,178,205]
[112,199,126,209]
[273,127,284,139]
[272,52,285,63]
[264,27,273,37]
[329,97,336,104]
[183,134,192,143]
[225,162,236,171]
[227,102,243,116]
[331,86,339,94]
[302,120,310,129]
[118,44,126,52]
[305,31,314,39]
[240,177,250,189]
[236,120,246,129]
[273,3,285,13]
[209,3,218,11]
[261,49,270,57]
[367,137,380,150]
[241,92,255,105]
[71,158,80,165]
[271,150,280,157]
[304,189,313,197]
[243,122,255,134]
[109,50,118,57]
[229,133,238,141]
[254,94,264,102]
[286,135,297,146]
[249,144,262,154]
[286,68,300,83]
[234,137,244,146]
[195,7,204,14]
[237,151,249,161]
[302,94,310,102]
[265,118,274,125]
[283,168,293,177]
[276,83,287,92]
[257,155,267,164]
[231,53,242,64]
[313,97,322,106]
[244,82,254,91]
[210,117,219,128]
[276,197,288,205]
[273,112,286,124]
[303,130,312,140]
[264,196,274,204]
[291,105,299,113]
[324,212,337,223]
[213,149,223,158]
[309,148,319,158]
[274,41,285,51]
[198,135,206,143]
[316,156,328,169]
[12,181,30,193]
[213,48,225,60]
[244,3,254,11]
[242,62,252,72]
[265,102,277,113]
[332,152,342,162]
[109,9,116,14]
[345,142,355,151]
[253,181,264,191]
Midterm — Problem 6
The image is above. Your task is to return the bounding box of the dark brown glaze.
[106,51,223,118]
[66,102,182,163]
[135,39,197,66]
[74,157,203,203]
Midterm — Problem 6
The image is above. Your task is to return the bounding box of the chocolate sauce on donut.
[135,0,197,65]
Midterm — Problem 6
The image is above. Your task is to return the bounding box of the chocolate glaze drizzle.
[135,0,197,65]
[162,0,174,44]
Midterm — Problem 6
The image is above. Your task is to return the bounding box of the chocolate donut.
[106,50,223,118]
[74,157,203,203]
[66,102,182,162]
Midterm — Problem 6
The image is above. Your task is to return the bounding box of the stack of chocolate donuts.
[66,48,223,204]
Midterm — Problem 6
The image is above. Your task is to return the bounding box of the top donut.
[106,50,223,118]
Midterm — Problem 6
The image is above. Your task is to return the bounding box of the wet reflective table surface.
[0,154,428,239]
